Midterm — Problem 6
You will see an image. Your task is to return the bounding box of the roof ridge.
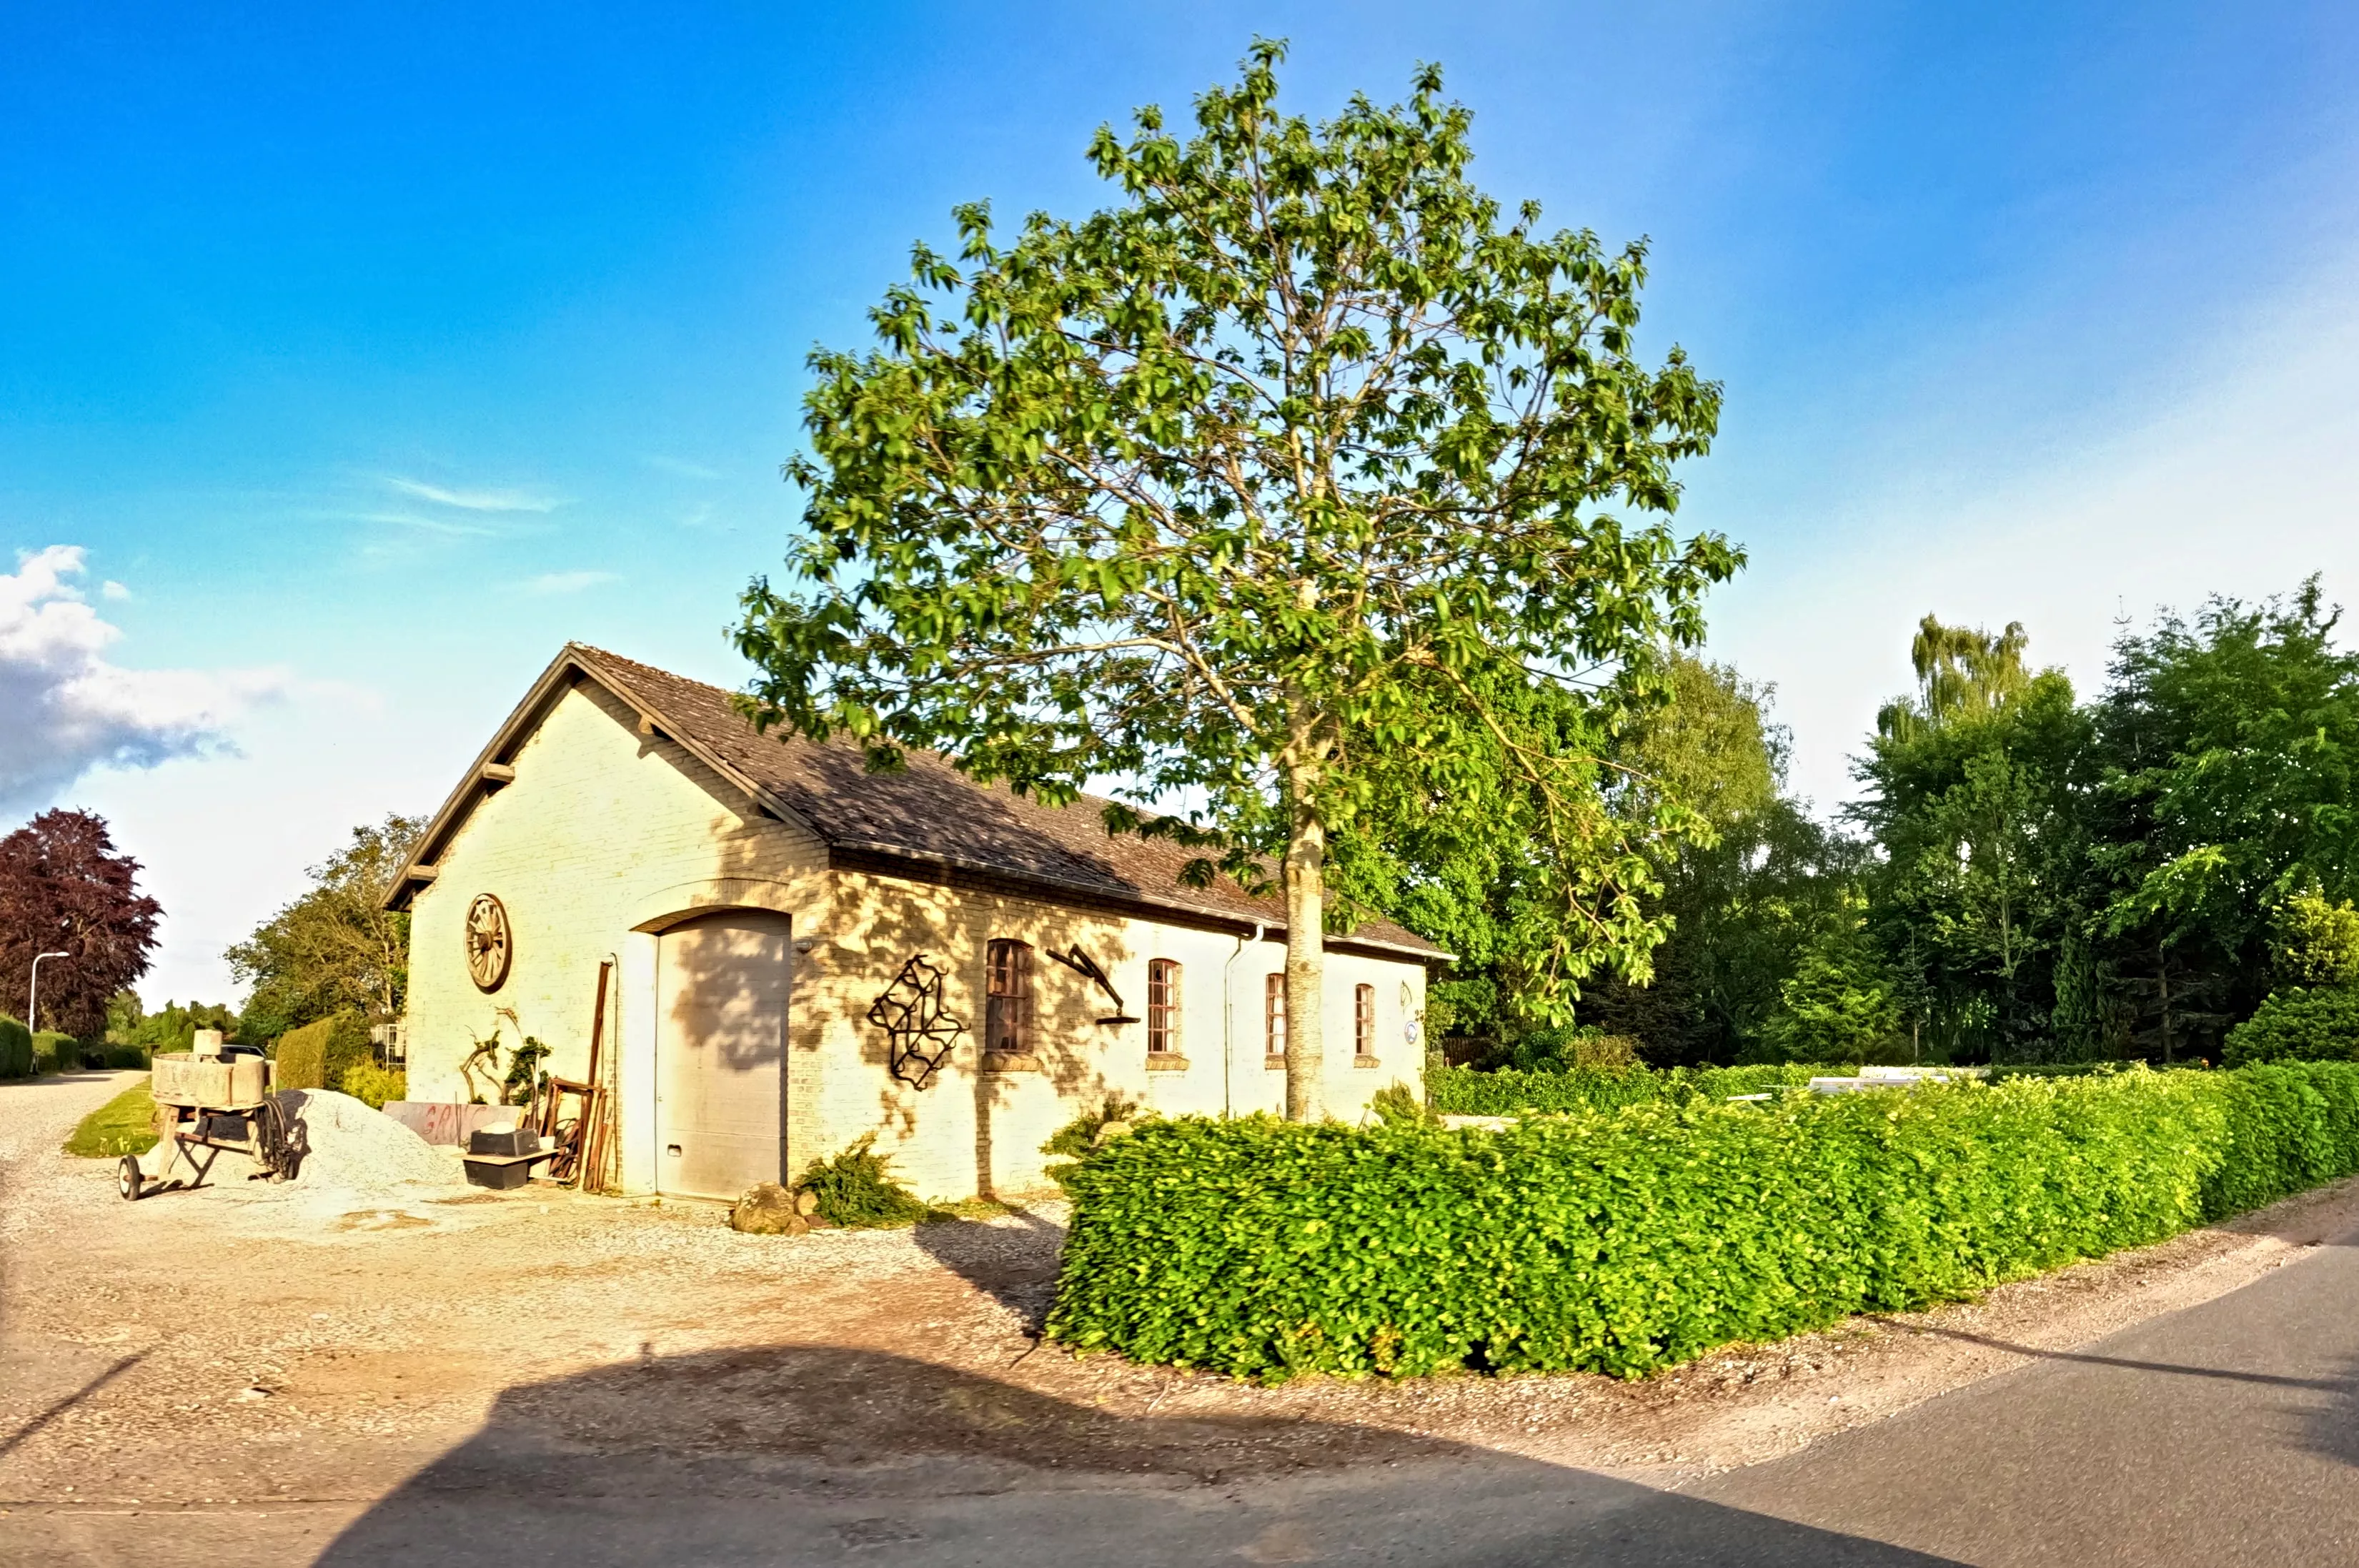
[490,642,1445,958]
[572,642,1188,831]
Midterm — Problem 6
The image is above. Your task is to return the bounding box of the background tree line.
[0,806,421,1075]
[1409,577,2359,1069]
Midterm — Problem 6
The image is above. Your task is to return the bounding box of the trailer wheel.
[117,1156,143,1201]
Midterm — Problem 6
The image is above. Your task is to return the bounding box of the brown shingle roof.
[394,642,1444,960]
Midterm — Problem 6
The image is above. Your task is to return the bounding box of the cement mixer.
[119,1029,300,1199]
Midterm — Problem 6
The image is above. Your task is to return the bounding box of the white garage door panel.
[656,910,791,1200]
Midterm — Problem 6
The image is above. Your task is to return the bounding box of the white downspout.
[1223,921,1266,1119]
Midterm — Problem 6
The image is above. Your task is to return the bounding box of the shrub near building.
[1048,1064,2359,1381]
[0,1016,31,1078]
[1426,1061,1825,1116]
[2222,988,2359,1066]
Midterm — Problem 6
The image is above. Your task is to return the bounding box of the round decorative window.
[465,893,512,992]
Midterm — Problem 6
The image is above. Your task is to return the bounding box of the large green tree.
[1562,658,1867,1063]
[1844,590,2359,1064]
[2089,580,2359,1056]
[1853,619,2097,1060]
[227,813,423,1041]
[737,44,1738,1117]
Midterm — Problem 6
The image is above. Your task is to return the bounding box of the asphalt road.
[20,1216,2359,1566]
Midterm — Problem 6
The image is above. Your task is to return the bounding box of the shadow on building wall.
[823,863,1133,1198]
[648,811,1136,1199]
[309,1343,1970,1568]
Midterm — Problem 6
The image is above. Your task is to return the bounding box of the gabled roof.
[386,643,1447,961]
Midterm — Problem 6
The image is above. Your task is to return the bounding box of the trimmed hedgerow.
[0,1016,31,1079]
[1047,1063,2359,1381]
[272,1016,334,1091]
[1426,1061,1826,1116]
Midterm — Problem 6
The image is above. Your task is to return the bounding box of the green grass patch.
[62,1081,159,1159]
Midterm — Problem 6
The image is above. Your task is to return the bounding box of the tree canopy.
[227,813,424,1041]
[0,808,161,1038]
[738,43,1738,1116]
[1449,582,2359,1072]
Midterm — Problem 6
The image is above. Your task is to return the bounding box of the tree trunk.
[1281,788,1328,1123]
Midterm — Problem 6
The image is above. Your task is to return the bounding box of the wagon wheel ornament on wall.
[465,893,512,992]
[868,953,967,1089]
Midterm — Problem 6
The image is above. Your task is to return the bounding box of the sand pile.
[275,1088,462,1194]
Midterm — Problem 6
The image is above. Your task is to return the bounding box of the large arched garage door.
[654,908,791,1199]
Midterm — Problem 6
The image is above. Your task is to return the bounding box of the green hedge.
[1048,1063,2359,1381]
[272,1010,372,1093]
[31,1031,77,1073]
[0,1015,30,1079]
[1426,1061,1828,1116]
[322,1011,372,1090]
[2222,988,2359,1066]
[273,1016,334,1091]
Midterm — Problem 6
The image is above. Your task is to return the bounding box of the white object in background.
[26,950,69,1034]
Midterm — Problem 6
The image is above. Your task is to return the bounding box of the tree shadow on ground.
[312,1344,1967,1567]
[2299,1351,2359,1472]
[911,1206,1067,1334]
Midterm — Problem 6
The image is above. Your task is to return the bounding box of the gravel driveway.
[10,1071,2359,1565]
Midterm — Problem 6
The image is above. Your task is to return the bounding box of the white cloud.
[0,547,285,813]
[101,580,130,601]
[521,569,621,596]
[350,510,501,537]
[383,476,562,513]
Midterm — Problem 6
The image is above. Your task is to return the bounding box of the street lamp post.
[28,951,69,1035]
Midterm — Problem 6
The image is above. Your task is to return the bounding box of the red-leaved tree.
[0,809,162,1038]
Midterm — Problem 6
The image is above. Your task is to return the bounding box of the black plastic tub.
[462,1156,534,1190]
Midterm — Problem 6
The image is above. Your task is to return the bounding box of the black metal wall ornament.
[1046,944,1139,1025]
[869,953,968,1088]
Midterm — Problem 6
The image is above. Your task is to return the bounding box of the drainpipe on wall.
[599,951,620,1194]
[1222,921,1266,1119]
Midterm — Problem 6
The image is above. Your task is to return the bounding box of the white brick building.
[386,645,1440,1202]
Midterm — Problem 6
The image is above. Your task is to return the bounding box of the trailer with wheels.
[119,1045,300,1199]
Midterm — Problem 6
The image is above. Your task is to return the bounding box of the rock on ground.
[730,1181,819,1234]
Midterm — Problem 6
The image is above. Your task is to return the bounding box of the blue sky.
[6,1,2359,1004]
